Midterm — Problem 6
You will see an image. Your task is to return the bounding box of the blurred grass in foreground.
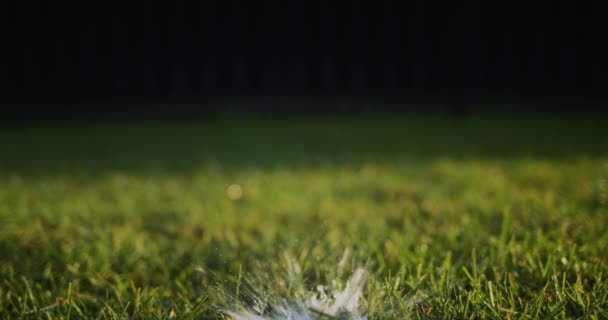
[1,114,607,319]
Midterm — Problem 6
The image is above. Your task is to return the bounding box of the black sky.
[2,0,607,110]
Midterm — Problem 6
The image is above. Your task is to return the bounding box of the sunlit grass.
[0,115,607,319]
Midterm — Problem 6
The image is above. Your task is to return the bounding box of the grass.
[1,114,607,319]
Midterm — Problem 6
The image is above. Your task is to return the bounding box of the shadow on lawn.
[1,115,607,177]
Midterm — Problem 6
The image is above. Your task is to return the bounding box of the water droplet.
[227,184,243,200]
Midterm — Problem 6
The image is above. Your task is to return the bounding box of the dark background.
[1,0,606,120]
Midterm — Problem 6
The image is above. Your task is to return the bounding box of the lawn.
[1,114,607,319]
